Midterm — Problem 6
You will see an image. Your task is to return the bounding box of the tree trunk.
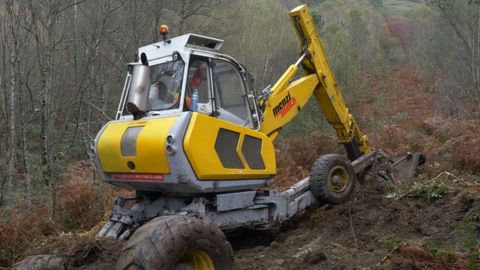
[0,18,6,121]
[20,72,32,208]
[6,0,18,194]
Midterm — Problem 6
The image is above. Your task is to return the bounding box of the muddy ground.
[16,173,480,270]
[234,177,480,270]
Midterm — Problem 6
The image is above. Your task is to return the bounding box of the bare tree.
[27,0,88,216]
[5,0,20,195]
[429,0,480,112]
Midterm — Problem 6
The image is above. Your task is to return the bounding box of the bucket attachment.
[351,150,426,182]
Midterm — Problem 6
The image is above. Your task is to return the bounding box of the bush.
[0,161,132,267]
[411,180,449,202]
[0,206,56,266]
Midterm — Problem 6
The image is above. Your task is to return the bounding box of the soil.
[233,178,480,270]
[16,176,480,269]
[16,236,124,269]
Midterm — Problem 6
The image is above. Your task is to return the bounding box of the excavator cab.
[94,34,277,195]
[115,37,260,129]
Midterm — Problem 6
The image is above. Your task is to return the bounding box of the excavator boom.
[259,5,424,179]
[260,5,371,161]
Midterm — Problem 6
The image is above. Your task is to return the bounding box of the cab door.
[211,59,255,129]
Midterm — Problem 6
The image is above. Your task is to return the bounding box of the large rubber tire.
[116,215,234,270]
[309,154,356,205]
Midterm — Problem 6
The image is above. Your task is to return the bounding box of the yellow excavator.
[90,4,425,270]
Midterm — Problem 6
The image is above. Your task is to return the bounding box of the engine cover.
[93,112,276,195]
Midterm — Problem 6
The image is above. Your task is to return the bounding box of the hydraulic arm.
[259,5,371,161]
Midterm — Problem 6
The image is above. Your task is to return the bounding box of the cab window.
[212,60,252,128]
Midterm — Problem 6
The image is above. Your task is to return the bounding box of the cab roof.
[139,34,224,63]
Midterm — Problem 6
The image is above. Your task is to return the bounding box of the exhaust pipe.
[127,53,151,119]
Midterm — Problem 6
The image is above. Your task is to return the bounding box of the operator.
[186,62,212,114]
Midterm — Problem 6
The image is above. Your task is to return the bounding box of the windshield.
[148,59,185,111]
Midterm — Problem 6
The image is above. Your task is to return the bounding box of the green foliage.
[310,8,325,32]
[427,0,454,10]
[385,183,408,199]
[282,99,331,137]
[422,242,457,260]
[468,253,479,270]
[384,238,401,250]
[411,180,449,202]
[349,10,370,63]
[383,0,426,16]
[370,0,384,9]
[454,218,480,269]
[322,23,359,99]
[222,0,297,88]
[385,179,449,202]
[455,220,478,251]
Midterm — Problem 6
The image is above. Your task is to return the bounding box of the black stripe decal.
[214,128,244,169]
[242,135,265,170]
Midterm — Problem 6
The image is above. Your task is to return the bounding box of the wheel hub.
[178,249,215,270]
[328,165,349,194]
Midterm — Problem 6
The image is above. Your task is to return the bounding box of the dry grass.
[0,206,57,266]
[273,132,343,190]
[0,161,133,267]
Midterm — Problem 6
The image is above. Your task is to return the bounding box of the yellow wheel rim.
[327,165,349,195]
[178,249,215,270]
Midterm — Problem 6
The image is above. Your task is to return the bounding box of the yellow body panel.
[184,113,276,180]
[96,117,179,173]
[260,74,319,138]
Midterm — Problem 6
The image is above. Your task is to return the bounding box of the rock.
[270,241,280,248]
[13,255,66,270]
[303,249,327,265]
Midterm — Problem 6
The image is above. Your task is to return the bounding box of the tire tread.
[116,215,233,270]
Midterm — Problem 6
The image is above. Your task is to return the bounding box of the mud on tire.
[309,154,356,205]
[116,215,234,270]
